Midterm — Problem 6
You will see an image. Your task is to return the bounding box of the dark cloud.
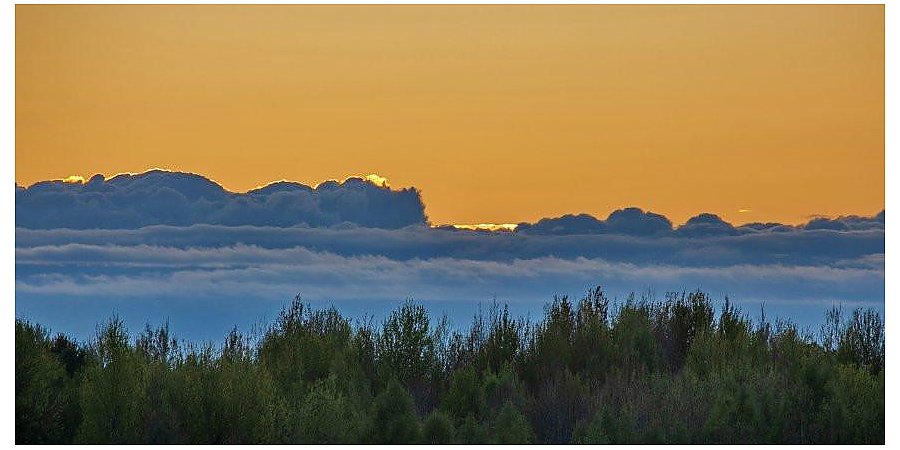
[515,213,606,235]
[516,208,672,236]
[803,211,885,232]
[15,222,884,268]
[805,218,850,231]
[15,170,427,229]
[516,208,884,239]
[516,208,884,243]
[737,222,796,233]
[16,244,882,305]
[606,207,673,236]
[15,171,884,243]
[675,213,739,238]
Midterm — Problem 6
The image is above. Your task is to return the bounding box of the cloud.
[676,213,739,238]
[516,208,673,236]
[516,208,886,239]
[737,222,796,233]
[15,222,884,342]
[16,219,884,269]
[804,211,885,232]
[515,214,607,235]
[15,169,427,229]
[16,237,883,303]
[15,170,885,242]
[14,171,885,341]
[16,244,884,336]
[606,207,673,236]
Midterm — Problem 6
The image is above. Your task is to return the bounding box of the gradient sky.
[16,5,884,226]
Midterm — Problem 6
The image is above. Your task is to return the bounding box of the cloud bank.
[16,170,885,236]
[16,237,883,341]
[16,243,882,304]
[16,170,427,229]
[515,208,884,237]
[15,170,884,341]
[15,224,885,267]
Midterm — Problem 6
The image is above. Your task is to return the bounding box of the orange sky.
[15,5,884,226]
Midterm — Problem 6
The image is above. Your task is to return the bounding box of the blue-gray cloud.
[15,170,427,229]
[14,171,884,341]
[14,224,884,267]
[804,212,885,232]
[15,170,885,241]
[515,208,673,236]
[15,239,884,342]
[16,244,883,305]
[516,209,885,238]
[675,213,739,238]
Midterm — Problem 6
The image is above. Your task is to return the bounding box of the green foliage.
[442,366,484,420]
[532,369,591,443]
[15,321,80,444]
[838,308,885,374]
[572,408,612,444]
[367,378,421,443]
[15,287,885,444]
[475,303,524,373]
[819,364,884,444]
[422,409,456,444]
[377,301,436,383]
[260,297,355,387]
[75,319,148,444]
[455,414,488,444]
[611,298,664,374]
[295,376,360,443]
[491,401,534,444]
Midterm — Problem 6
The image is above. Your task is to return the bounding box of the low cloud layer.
[17,243,882,303]
[15,171,884,341]
[515,208,885,237]
[17,225,883,307]
[15,223,885,267]
[16,238,883,341]
[16,170,884,237]
[16,170,427,229]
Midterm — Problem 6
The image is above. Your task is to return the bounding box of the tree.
[377,301,438,386]
[455,414,488,444]
[295,376,360,443]
[422,410,456,444]
[14,292,887,445]
[367,379,421,444]
[16,321,78,444]
[443,366,484,420]
[492,402,534,444]
[838,308,884,374]
[75,319,147,444]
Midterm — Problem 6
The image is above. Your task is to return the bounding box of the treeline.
[16,288,884,444]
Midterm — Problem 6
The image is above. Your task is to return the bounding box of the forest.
[16,288,884,444]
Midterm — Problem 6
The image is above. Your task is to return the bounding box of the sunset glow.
[15,5,884,226]
[446,223,519,232]
[364,174,390,188]
[61,175,85,184]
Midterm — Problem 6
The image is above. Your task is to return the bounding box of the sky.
[15,4,884,226]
